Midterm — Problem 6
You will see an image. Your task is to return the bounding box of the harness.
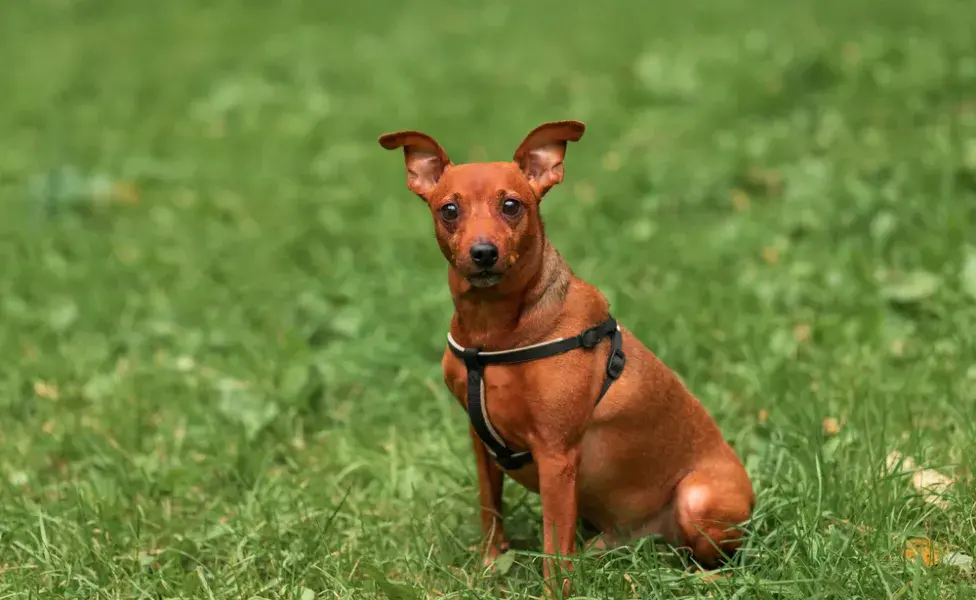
[446,316,627,471]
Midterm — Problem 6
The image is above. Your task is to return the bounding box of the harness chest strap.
[446,316,627,471]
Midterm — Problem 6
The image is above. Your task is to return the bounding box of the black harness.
[447,316,627,471]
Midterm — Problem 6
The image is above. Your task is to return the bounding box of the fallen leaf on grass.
[901,538,975,572]
[885,450,953,509]
[698,571,732,583]
[33,381,59,400]
[825,517,971,574]
[903,537,941,566]
[942,552,975,573]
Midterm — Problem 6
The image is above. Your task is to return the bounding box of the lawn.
[1,0,975,598]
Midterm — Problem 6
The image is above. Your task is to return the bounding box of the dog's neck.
[448,239,571,351]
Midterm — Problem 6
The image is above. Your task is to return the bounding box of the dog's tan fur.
[379,121,754,597]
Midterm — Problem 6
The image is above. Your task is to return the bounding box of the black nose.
[469,243,499,268]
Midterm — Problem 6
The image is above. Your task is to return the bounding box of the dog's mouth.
[465,270,503,288]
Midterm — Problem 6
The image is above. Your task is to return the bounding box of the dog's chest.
[442,353,533,448]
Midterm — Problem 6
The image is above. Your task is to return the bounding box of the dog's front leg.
[470,425,508,566]
[536,446,581,599]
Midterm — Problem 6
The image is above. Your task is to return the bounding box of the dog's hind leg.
[672,460,754,568]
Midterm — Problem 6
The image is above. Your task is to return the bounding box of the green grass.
[1,0,975,598]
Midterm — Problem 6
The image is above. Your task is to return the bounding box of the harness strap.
[447,316,626,471]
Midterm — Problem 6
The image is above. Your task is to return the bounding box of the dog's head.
[378,121,584,289]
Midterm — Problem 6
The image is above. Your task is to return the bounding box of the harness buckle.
[579,327,603,349]
[606,349,626,379]
[458,347,482,368]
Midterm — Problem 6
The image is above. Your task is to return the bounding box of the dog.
[378,121,755,597]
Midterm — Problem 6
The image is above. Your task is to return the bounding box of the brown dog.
[378,121,754,596]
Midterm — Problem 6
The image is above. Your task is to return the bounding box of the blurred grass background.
[0,0,975,598]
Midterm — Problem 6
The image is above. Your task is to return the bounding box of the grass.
[1,0,975,597]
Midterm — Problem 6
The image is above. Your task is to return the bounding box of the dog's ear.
[378,130,452,199]
[513,120,585,198]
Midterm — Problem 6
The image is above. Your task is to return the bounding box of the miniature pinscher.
[378,121,754,597]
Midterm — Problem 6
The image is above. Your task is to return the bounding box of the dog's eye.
[439,203,459,221]
[501,198,523,217]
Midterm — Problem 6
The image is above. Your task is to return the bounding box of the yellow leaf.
[903,537,941,567]
[885,451,953,509]
[33,381,59,400]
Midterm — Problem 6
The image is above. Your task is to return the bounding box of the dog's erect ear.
[513,120,585,198]
[378,130,452,199]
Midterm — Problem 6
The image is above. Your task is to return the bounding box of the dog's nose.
[469,243,499,268]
